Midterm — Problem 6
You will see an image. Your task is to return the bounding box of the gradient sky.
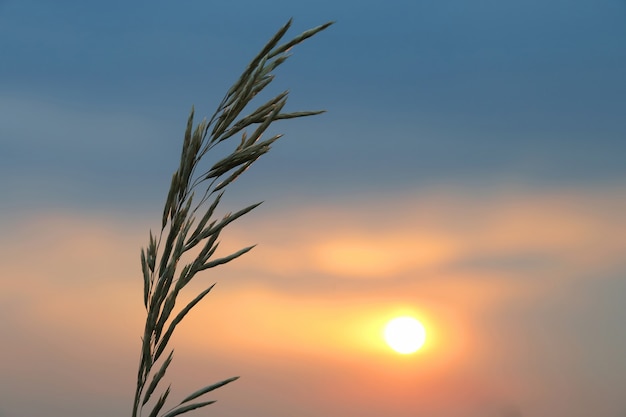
[1,1,626,417]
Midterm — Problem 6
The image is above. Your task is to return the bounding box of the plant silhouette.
[131,19,333,417]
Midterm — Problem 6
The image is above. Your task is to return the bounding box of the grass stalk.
[131,19,333,417]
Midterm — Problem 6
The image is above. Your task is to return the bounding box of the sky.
[1,1,625,416]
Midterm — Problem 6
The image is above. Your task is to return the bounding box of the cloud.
[1,185,625,417]
[217,186,626,291]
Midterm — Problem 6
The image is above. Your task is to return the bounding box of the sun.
[384,316,427,354]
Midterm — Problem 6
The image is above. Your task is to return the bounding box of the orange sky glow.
[2,187,626,417]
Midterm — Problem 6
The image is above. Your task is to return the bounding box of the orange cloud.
[311,232,458,278]
[220,186,626,286]
[2,186,625,417]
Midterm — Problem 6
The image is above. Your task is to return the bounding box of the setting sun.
[384,316,427,354]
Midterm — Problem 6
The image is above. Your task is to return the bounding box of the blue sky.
[1,2,626,417]
[2,0,625,212]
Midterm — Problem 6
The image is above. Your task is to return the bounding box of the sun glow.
[384,316,427,354]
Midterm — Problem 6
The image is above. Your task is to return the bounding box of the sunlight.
[384,316,427,354]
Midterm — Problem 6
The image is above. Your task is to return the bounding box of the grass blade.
[162,401,217,417]
[142,350,174,406]
[179,376,240,405]
[154,284,215,361]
